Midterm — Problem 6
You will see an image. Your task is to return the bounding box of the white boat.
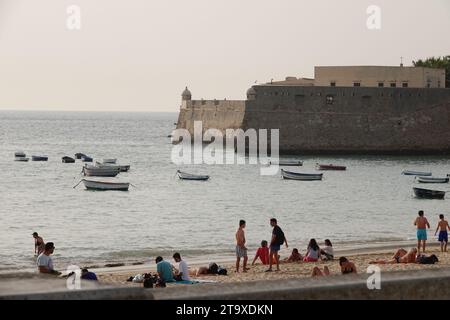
[177,170,210,181]
[14,156,29,162]
[81,179,130,191]
[269,160,303,166]
[102,159,117,164]
[416,176,449,184]
[82,165,120,177]
[95,161,130,172]
[402,170,432,176]
[281,169,323,181]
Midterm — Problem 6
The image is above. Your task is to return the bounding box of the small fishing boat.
[316,164,347,171]
[31,155,48,161]
[269,160,303,166]
[82,165,120,177]
[74,179,130,191]
[14,156,29,162]
[95,162,130,172]
[75,153,86,160]
[402,170,432,176]
[416,176,449,184]
[177,170,209,181]
[281,169,323,181]
[102,159,117,164]
[413,187,445,199]
[81,155,93,162]
[15,151,26,158]
[62,156,76,163]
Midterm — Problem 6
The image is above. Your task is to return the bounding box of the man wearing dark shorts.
[266,218,288,272]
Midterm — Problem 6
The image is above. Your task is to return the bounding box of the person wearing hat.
[37,242,61,275]
[32,232,45,256]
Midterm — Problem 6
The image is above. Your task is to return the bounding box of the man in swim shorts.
[414,210,430,253]
[435,214,449,252]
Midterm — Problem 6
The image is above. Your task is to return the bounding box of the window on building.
[438,81,441,88]
[326,95,334,104]
[390,83,396,88]
[427,83,431,88]
[378,82,384,87]
[330,82,336,87]
[402,82,408,88]
[353,82,361,87]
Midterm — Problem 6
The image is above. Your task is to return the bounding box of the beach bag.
[418,254,439,264]
[132,274,144,283]
[275,230,285,246]
[143,273,154,288]
[217,266,228,276]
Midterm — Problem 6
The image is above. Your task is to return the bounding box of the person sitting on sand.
[320,239,334,261]
[435,214,449,252]
[303,239,320,262]
[155,256,175,283]
[81,268,98,281]
[251,240,269,265]
[339,257,357,274]
[285,248,303,262]
[32,232,45,256]
[369,248,418,264]
[173,252,190,281]
[37,242,61,275]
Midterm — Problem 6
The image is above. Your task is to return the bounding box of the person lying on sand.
[369,248,418,264]
[311,257,357,277]
[284,248,303,263]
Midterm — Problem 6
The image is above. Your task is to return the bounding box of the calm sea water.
[0,111,449,273]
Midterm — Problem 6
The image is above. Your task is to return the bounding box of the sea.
[0,111,449,273]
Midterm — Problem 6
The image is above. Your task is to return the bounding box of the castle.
[176,65,450,154]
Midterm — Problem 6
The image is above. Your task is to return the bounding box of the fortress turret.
[182,87,192,101]
[246,87,256,100]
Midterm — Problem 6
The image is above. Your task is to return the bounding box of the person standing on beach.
[37,242,61,275]
[32,232,45,256]
[266,218,288,272]
[435,214,450,252]
[414,210,430,253]
[235,220,248,273]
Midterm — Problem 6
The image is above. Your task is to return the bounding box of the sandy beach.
[95,245,450,286]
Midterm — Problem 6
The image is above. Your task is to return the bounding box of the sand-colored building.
[314,66,445,88]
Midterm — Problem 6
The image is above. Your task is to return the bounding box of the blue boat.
[81,155,93,162]
[31,155,48,161]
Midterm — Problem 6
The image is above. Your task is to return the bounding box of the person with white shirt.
[320,239,334,261]
[37,242,61,275]
[173,252,190,281]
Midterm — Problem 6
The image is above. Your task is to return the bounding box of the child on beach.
[414,210,430,253]
[320,239,334,261]
[285,248,303,262]
[303,239,320,262]
[435,214,450,252]
[251,240,269,265]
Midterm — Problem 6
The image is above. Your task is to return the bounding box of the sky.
[0,0,449,112]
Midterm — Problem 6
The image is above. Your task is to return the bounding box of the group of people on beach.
[235,218,352,276]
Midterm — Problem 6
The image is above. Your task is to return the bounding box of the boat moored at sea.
[102,159,117,164]
[75,153,86,160]
[269,160,303,166]
[81,155,93,162]
[82,164,120,177]
[31,155,48,161]
[95,161,130,172]
[416,176,449,184]
[14,156,29,162]
[316,164,347,171]
[177,170,210,181]
[413,187,445,199]
[281,169,323,181]
[62,156,76,163]
[80,179,130,191]
[402,170,432,176]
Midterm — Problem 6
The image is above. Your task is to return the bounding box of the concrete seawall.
[2,268,450,300]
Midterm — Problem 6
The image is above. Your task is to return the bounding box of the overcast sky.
[0,0,449,112]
